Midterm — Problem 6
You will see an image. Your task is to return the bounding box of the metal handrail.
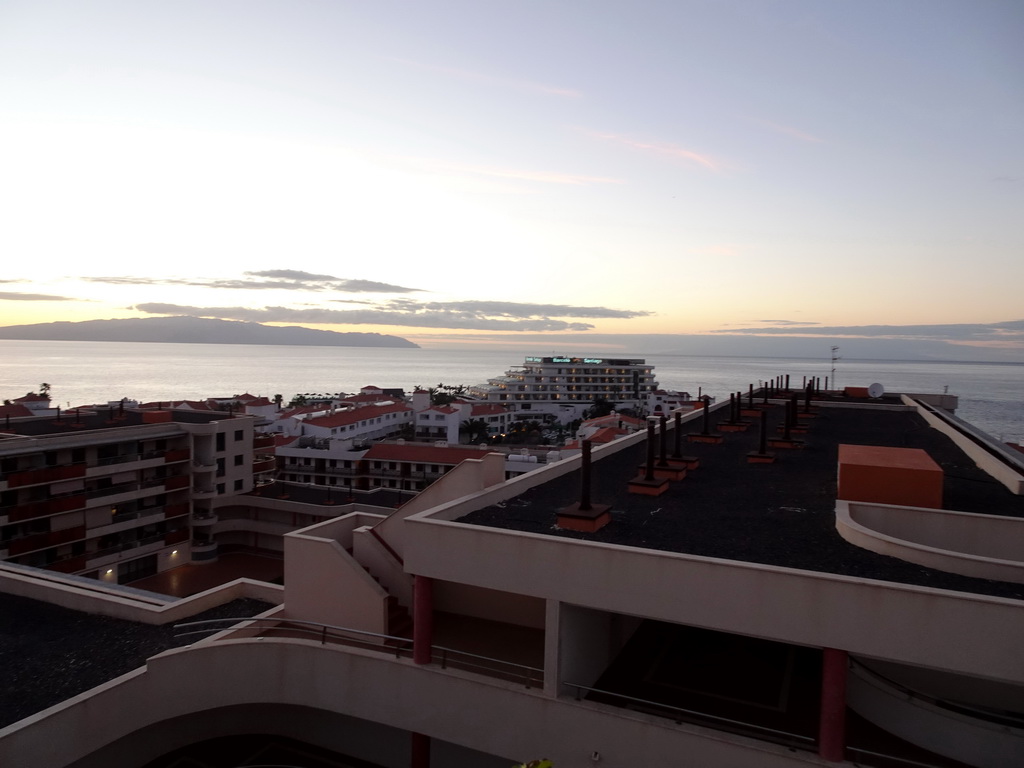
[174,617,541,687]
[845,747,954,768]
[433,645,542,688]
[175,617,413,658]
[850,658,1024,730]
[564,682,815,746]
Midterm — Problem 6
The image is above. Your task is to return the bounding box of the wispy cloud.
[83,272,421,294]
[387,56,582,98]
[134,299,651,332]
[388,156,622,186]
[759,319,821,327]
[710,320,1024,347]
[749,118,824,144]
[0,291,79,301]
[587,131,720,171]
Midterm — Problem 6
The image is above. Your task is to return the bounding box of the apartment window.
[234,479,243,491]
[234,429,243,441]
[216,483,225,495]
[234,455,243,466]
[216,458,225,477]
[215,433,225,452]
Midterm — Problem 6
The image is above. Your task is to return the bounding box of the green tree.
[460,418,489,444]
[584,397,614,419]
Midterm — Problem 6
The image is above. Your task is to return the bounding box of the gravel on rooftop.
[458,405,1024,602]
[0,595,274,728]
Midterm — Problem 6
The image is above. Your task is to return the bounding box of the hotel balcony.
[252,457,277,474]
[2,463,87,489]
[192,510,218,527]
[191,459,217,474]
[1,494,88,524]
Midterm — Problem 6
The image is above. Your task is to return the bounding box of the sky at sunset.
[1,1,1022,357]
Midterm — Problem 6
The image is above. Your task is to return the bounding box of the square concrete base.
[747,452,776,464]
[688,433,724,444]
[668,456,700,470]
[644,464,687,481]
[768,438,804,450]
[719,423,750,432]
[557,502,612,532]
[627,475,671,496]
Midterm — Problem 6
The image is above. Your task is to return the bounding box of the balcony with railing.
[4,463,87,488]
[252,457,277,474]
[2,494,88,523]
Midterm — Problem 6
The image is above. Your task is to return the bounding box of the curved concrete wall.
[848,661,1024,768]
[837,501,1024,583]
[0,637,829,768]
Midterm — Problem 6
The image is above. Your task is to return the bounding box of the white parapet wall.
[837,500,1024,584]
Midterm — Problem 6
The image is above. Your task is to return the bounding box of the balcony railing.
[2,494,88,523]
[174,618,543,689]
[564,682,815,752]
[5,463,87,488]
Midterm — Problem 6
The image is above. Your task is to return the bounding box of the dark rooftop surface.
[0,407,235,437]
[458,401,1024,601]
[0,594,274,728]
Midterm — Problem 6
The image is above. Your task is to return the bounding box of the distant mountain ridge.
[0,316,419,348]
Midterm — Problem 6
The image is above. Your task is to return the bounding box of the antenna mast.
[830,346,841,391]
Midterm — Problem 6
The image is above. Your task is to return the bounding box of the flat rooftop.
[0,407,235,438]
[458,399,1024,602]
[0,593,274,728]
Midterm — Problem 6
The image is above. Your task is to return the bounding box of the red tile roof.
[305,401,410,428]
[470,403,508,416]
[12,393,50,403]
[422,405,458,415]
[341,394,395,405]
[0,404,34,418]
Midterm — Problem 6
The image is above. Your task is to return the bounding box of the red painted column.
[818,647,848,761]
[411,731,430,768]
[413,575,434,665]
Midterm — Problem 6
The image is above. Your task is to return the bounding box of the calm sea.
[1,340,1021,441]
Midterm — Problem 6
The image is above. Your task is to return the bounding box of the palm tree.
[460,418,489,444]
[39,383,51,398]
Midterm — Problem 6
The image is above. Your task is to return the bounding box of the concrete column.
[413,575,434,665]
[411,731,430,768]
[818,647,848,761]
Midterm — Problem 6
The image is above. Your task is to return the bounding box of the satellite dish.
[867,383,884,399]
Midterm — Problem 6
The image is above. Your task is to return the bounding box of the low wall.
[0,564,283,624]
[403,511,1024,685]
[848,661,1024,768]
[905,394,1024,494]
[283,517,388,633]
[0,636,828,768]
[837,501,1024,584]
